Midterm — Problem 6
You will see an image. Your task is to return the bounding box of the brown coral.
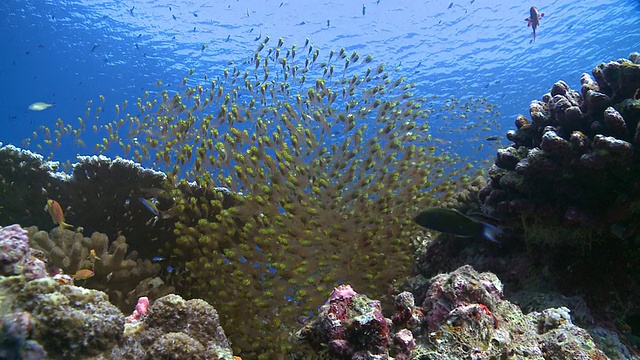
[27,226,174,312]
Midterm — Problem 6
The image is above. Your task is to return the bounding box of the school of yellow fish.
[23,37,500,357]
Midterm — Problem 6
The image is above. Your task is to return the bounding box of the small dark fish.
[135,44,139,49]
[249,27,254,33]
[193,12,198,17]
[362,3,366,15]
[225,35,231,41]
[448,2,453,9]
[172,14,177,20]
[90,44,99,52]
[327,20,330,27]
[129,6,135,15]
[296,21,306,26]
[414,207,501,243]
[280,2,284,7]
[169,6,172,11]
[485,135,502,141]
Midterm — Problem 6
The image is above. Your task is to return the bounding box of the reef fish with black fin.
[414,207,501,243]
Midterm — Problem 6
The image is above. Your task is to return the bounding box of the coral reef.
[113,294,233,360]
[0,273,233,359]
[10,34,500,356]
[0,146,175,259]
[27,226,174,312]
[296,284,391,359]
[298,266,613,359]
[0,275,124,359]
[0,311,47,360]
[469,51,640,356]
[0,224,47,280]
[480,52,640,246]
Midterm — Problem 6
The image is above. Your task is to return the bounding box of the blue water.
[1,0,640,163]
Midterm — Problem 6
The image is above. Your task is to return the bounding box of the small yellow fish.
[28,102,54,111]
[72,269,94,280]
[88,249,101,261]
[45,199,73,229]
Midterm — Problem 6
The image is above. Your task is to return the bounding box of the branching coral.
[27,226,174,312]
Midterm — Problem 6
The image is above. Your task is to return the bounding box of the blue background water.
[1,0,640,164]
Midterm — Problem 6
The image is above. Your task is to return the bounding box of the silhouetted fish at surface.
[414,207,502,243]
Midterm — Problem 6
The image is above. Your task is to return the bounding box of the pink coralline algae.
[0,224,47,280]
[296,284,391,359]
[422,265,503,333]
[125,296,150,323]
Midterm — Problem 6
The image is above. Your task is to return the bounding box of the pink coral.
[125,296,150,323]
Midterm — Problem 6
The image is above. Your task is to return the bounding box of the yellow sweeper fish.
[28,102,54,111]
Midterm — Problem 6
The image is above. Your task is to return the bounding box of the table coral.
[0,146,175,260]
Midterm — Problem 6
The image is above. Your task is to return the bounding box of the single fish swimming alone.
[45,199,73,229]
[525,6,544,42]
[72,269,95,280]
[414,207,501,243]
[28,102,53,111]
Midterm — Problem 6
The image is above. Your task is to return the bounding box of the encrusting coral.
[112,294,233,359]
[0,275,124,360]
[0,224,47,280]
[0,273,234,360]
[297,266,611,360]
[27,226,174,312]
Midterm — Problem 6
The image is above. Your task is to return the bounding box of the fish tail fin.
[61,221,74,230]
[482,223,502,243]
